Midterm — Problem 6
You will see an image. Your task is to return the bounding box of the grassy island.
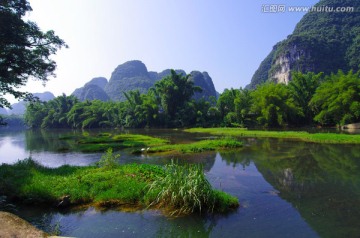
[59,133,169,152]
[0,157,239,216]
[185,128,360,144]
[135,138,243,154]
[60,132,243,154]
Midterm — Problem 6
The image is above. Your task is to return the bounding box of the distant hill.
[148,69,187,82]
[247,0,360,89]
[7,92,55,115]
[72,77,109,101]
[189,71,217,101]
[74,60,218,102]
[104,61,156,101]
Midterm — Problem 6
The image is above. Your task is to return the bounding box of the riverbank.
[0,158,238,216]
[0,211,48,237]
[185,128,360,144]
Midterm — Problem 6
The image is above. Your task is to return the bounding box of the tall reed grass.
[147,161,238,215]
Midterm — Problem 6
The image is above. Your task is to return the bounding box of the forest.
[24,69,360,129]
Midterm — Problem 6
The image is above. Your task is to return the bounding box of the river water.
[0,129,359,238]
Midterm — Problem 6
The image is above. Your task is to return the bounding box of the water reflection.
[253,142,360,238]
[1,130,360,237]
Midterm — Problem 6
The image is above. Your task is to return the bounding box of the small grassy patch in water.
[0,158,238,215]
[144,138,243,154]
[185,128,360,144]
[59,133,169,152]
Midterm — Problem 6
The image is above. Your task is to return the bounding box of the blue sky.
[18,0,319,101]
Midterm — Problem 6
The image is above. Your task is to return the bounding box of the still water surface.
[0,129,359,238]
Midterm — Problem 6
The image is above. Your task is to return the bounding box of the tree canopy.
[0,0,67,108]
[310,70,360,126]
[251,82,303,127]
[24,70,360,129]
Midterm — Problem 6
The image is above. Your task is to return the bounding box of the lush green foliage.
[310,70,360,126]
[147,161,239,215]
[25,71,218,129]
[219,70,360,128]
[251,83,303,127]
[0,0,67,108]
[24,94,79,128]
[288,72,322,124]
[0,158,159,206]
[0,158,239,215]
[24,70,360,128]
[153,70,202,127]
[185,128,360,144]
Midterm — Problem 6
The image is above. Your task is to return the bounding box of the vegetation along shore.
[0,153,239,216]
[185,128,360,144]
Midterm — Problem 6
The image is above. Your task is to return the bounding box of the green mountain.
[247,0,360,89]
[104,60,218,101]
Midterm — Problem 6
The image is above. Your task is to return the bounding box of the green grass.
[141,138,243,154]
[59,133,169,152]
[185,128,360,144]
[0,158,239,215]
[147,161,238,215]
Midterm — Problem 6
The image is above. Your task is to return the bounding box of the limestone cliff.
[247,0,360,88]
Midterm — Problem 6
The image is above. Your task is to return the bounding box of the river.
[0,129,359,237]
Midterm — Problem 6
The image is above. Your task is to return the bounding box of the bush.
[97,148,120,169]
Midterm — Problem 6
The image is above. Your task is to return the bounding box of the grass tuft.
[146,161,239,215]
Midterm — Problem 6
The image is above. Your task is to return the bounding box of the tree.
[310,70,360,126]
[234,88,253,127]
[153,70,201,126]
[0,0,67,108]
[25,94,77,128]
[251,83,303,127]
[24,100,49,128]
[217,88,239,121]
[288,71,322,125]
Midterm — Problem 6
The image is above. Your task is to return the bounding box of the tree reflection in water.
[254,141,360,238]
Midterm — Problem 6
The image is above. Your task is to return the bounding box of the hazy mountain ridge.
[73,60,218,102]
[247,0,360,89]
[1,92,55,115]
[73,77,109,102]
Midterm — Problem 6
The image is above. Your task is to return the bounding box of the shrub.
[97,148,120,169]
